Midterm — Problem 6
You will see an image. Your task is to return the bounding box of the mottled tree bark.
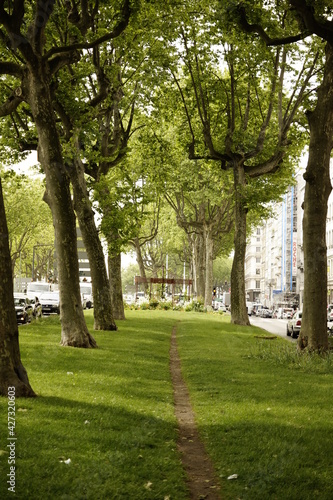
[0,179,36,397]
[204,226,214,307]
[133,237,149,294]
[195,233,206,300]
[231,163,250,326]
[108,252,126,320]
[26,70,96,348]
[71,157,117,331]
[298,43,333,352]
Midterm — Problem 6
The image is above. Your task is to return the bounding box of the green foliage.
[1,168,54,278]
[213,255,233,286]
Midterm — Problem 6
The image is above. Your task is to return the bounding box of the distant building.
[245,175,301,309]
[246,162,333,308]
[77,227,91,281]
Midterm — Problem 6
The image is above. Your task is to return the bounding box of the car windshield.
[80,286,91,294]
[28,284,50,292]
[39,292,59,300]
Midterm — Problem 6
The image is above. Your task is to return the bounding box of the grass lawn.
[0,310,332,499]
[176,315,333,499]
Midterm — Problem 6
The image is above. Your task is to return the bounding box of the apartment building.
[246,165,333,308]
[245,171,303,309]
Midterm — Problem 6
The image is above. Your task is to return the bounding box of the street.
[249,316,296,342]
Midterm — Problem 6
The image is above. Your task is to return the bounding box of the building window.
[257,228,261,235]
[256,257,261,263]
[256,247,260,252]
[256,281,260,289]
[256,269,260,275]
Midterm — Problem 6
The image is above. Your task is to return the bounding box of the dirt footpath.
[170,325,222,500]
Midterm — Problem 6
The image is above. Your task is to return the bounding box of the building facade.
[245,169,305,309]
[245,164,333,308]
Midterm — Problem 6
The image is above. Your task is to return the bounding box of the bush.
[149,299,160,309]
[160,301,173,310]
[185,298,205,313]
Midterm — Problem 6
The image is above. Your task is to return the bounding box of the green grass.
[175,315,333,499]
[0,311,187,500]
[1,310,332,499]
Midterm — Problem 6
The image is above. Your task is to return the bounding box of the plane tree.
[232,0,333,350]
[158,4,318,324]
[0,178,35,396]
[0,0,131,346]
[163,159,234,306]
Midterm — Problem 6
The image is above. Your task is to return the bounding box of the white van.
[26,282,52,301]
[80,282,93,309]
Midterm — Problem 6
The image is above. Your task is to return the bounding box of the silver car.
[286,311,302,339]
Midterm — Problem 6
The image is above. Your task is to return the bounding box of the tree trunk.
[25,71,96,348]
[204,226,214,307]
[298,43,333,352]
[108,252,126,320]
[133,237,149,294]
[231,162,250,326]
[71,157,117,331]
[0,179,36,397]
[195,232,206,299]
[191,235,198,296]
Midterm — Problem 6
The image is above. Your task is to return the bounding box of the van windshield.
[28,283,49,292]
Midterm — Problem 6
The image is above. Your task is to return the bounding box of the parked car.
[260,308,273,318]
[123,294,135,304]
[281,307,294,319]
[39,292,60,315]
[286,310,302,338]
[135,291,148,304]
[213,298,226,311]
[14,293,33,324]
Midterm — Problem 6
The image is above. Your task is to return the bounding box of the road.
[249,316,296,342]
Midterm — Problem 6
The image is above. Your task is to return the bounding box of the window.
[256,269,260,275]
[256,257,261,263]
[256,281,260,289]
[256,247,260,252]
[257,228,261,235]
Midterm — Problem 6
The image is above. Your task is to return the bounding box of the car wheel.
[286,325,291,336]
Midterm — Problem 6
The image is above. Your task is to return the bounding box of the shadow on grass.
[1,394,187,500]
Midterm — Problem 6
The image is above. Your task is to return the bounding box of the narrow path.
[170,325,222,500]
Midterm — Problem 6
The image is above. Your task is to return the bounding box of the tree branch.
[0,61,23,76]
[0,94,23,117]
[43,0,131,59]
[236,4,310,46]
